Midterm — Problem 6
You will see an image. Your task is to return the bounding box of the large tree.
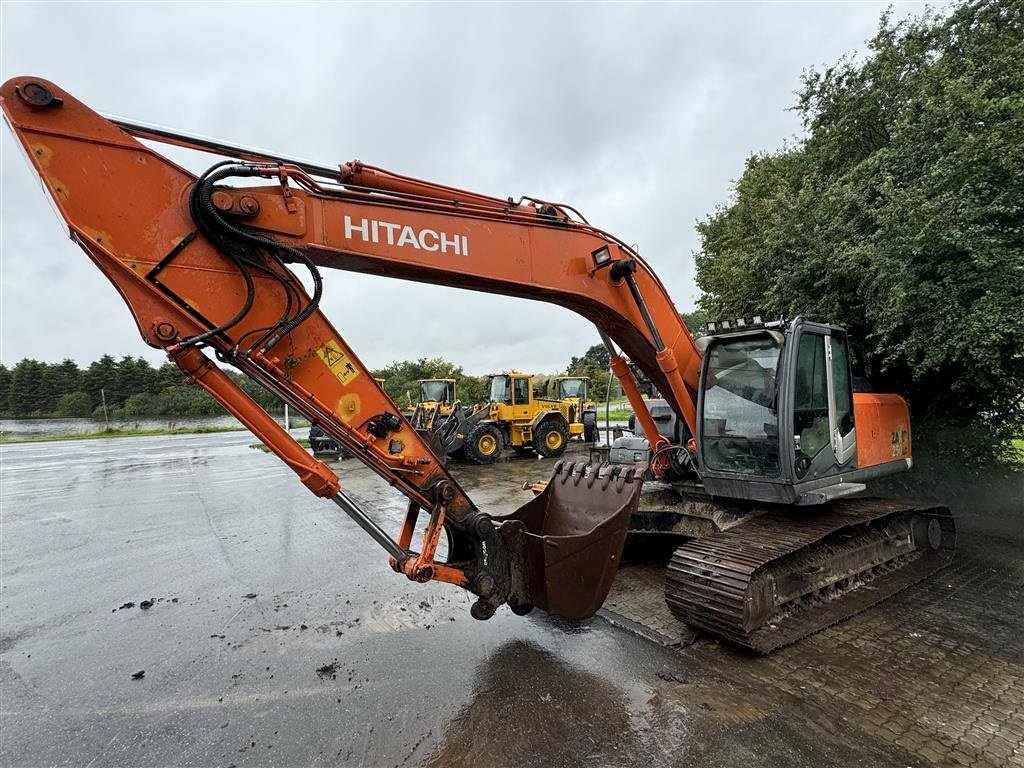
[7,360,48,415]
[695,0,1023,459]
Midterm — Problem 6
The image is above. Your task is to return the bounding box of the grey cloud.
[2,1,900,373]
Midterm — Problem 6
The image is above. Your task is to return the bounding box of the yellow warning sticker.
[317,341,360,386]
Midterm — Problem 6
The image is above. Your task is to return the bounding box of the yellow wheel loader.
[552,376,600,443]
[409,379,457,430]
[436,373,598,464]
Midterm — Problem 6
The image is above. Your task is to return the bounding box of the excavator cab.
[696,318,911,505]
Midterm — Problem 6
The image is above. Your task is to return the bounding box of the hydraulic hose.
[186,162,325,352]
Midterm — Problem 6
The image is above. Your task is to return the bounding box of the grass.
[1013,439,1024,462]
[0,425,248,445]
[591,398,633,423]
[598,408,633,422]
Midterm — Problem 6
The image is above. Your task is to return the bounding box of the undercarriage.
[629,484,956,652]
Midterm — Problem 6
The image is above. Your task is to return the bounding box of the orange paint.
[853,393,913,469]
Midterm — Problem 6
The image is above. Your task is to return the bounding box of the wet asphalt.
[1,433,1021,767]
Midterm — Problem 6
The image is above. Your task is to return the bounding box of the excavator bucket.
[494,462,642,620]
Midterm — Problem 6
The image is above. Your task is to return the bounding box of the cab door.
[511,376,533,421]
[791,326,857,478]
[791,328,831,478]
[825,332,857,466]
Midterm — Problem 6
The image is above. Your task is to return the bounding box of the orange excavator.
[1,78,954,651]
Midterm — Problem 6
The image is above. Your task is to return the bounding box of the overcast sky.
[1,1,922,375]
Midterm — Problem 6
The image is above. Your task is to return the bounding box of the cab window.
[794,333,829,460]
[558,379,585,399]
[831,334,854,435]
[489,376,511,404]
[700,335,781,476]
[513,377,531,405]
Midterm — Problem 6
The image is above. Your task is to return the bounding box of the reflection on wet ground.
[425,639,659,768]
[1,434,1021,767]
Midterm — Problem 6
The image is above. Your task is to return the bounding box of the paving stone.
[594,489,1024,768]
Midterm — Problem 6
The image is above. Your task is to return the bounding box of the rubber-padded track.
[664,498,956,653]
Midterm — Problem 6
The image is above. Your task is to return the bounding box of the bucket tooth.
[494,461,642,620]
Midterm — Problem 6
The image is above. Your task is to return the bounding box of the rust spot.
[211,190,234,211]
[80,227,114,248]
[48,176,70,202]
[336,393,360,423]
[29,143,54,167]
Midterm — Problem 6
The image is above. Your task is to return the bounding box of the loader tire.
[465,424,503,465]
[583,411,599,443]
[534,420,568,458]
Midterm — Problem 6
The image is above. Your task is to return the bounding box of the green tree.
[156,362,186,391]
[233,372,283,413]
[680,310,709,336]
[115,357,157,404]
[156,386,223,417]
[52,359,83,400]
[55,391,94,418]
[8,360,48,415]
[0,364,10,413]
[695,0,1024,460]
[82,355,119,408]
[567,344,610,374]
[36,364,63,414]
[457,375,488,406]
[121,392,157,417]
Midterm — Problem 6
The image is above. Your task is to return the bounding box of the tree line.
[0,355,279,419]
[0,348,629,420]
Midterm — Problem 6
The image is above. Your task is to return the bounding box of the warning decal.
[316,341,360,386]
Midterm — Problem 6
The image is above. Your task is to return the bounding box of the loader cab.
[409,379,456,431]
[488,373,533,421]
[419,379,455,405]
[554,377,589,402]
[695,317,892,505]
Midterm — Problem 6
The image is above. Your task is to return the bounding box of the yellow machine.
[441,372,597,463]
[552,376,599,443]
[409,378,456,430]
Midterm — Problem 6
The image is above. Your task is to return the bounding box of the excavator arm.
[2,77,696,619]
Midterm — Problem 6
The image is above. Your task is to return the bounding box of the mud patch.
[316,661,340,680]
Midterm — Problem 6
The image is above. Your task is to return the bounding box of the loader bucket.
[494,462,642,620]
